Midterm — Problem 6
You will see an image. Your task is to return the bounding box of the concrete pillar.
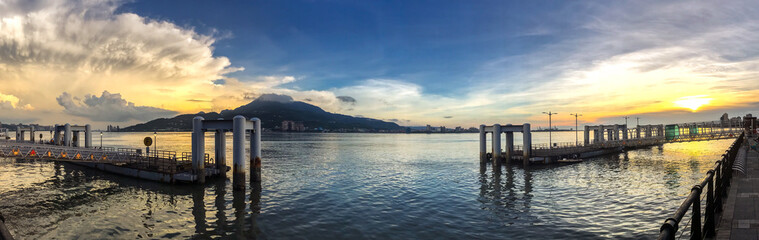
[492,124,502,168]
[250,117,262,183]
[522,123,531,165]
[232,115,246,190]
[598,125,605,142]
[584,126,590,145]
[15,128,21,142]
[636,126,641,139]
[85,124,92,148]
[29,126,34,143]
[192,116,206,183]
[622,125,628,140]
[479,125,486,163]
[64,123,71,147]
[53,125,60,145]
[505,130,514,164]
[214,127,227,171]
[612,125,619,140]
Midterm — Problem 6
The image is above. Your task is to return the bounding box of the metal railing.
[657,132,745,240]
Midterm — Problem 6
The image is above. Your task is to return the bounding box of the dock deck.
[716,138,759,239]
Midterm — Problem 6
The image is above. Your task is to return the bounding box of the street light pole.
[570,113,582,146]
[623,116,630,128]
[636,117,640,127]
[100,131,103,149]
[542,111,557,149]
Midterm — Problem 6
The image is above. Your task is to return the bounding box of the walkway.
[716,138,759,239]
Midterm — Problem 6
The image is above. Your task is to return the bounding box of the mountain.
[122,96,402,132]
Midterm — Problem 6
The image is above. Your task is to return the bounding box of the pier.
[0,116,262,188]
[479,117,747,165]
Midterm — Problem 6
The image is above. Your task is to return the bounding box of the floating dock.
[480,118,747,166]
[0,115,262,189]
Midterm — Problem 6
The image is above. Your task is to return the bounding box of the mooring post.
[505,129,514,165]
[492,124,502,169]
[523,123,531,166]
[232,115,246,190]
[64,123,71,147]
[250,117,262,183]
[479,125,487,163]
[192,116,206,184]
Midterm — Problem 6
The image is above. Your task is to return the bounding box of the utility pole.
[542,111,557,149]
[623,116,630,128]
[570,113,582,146]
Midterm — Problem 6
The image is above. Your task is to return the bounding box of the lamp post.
[154,132,157,158]
[570,113,582,146]
[636,117,640,127]
[623,116,630,128]
[100,131,103,149]
[542,111,557,149]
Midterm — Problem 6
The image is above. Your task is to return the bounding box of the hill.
[122,95,402,132]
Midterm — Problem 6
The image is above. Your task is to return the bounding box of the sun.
[674,95,712,112]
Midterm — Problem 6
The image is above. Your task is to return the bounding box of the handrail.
[657,132,745,240]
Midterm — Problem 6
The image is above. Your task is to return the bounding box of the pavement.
[716,138,759,239]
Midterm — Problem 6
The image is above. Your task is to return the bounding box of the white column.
[85,124,92,148]
[192,116,206,183]
[250,117,262,183]
[64,123,71,146]
[232,115,246,190]
[15,128,21,142]
[492,124,502,168]
[522,123,531,165]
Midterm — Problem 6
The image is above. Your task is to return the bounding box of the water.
[0,132,733,239]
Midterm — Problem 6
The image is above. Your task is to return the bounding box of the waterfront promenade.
[717,138,759,239]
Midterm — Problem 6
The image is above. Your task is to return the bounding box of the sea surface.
[0,131,733,239]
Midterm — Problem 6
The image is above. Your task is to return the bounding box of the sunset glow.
[674,95,712,112]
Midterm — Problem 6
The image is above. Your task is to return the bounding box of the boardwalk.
[717,138,759,239]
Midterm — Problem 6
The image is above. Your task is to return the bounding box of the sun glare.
[674,95,712,111]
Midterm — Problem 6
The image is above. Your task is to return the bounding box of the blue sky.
[118,0,578,93]
[1,0,758,128]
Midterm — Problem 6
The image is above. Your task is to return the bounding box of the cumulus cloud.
[0,92,33,110]
[56,91,177,122]
[0,0,242,124]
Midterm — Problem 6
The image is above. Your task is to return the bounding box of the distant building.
[281,120,306,132]
[440,126,446,133]
[426,125,432,132]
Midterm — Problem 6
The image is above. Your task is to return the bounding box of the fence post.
[704,171,715,237]
[691,185,702,240]
[715,163,723,212]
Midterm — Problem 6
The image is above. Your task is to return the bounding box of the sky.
[1,0,758,129]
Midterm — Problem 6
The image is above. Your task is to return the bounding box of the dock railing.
[657,132,745,240]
